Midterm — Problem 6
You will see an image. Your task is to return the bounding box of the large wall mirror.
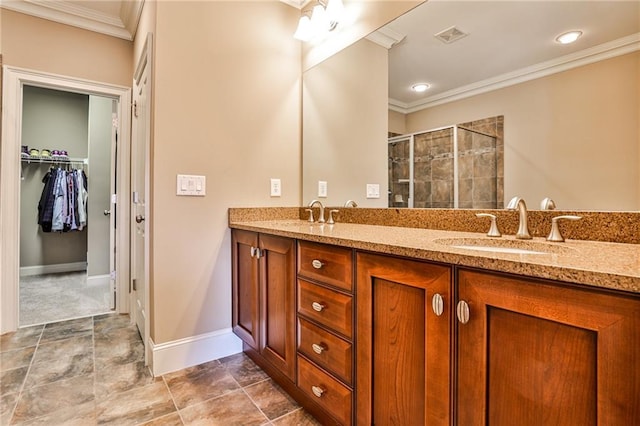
[302,0,639,211]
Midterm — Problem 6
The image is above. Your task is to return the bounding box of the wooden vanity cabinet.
[231,230,296,381]
[456,269,640,426]
[231,230,259,349]
[356,252,452,426]
[297,241,355,425]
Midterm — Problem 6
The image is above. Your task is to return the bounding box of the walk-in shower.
[388,116,504,209]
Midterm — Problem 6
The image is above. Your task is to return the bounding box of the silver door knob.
[135,215,145,224]
[104,210,111,216]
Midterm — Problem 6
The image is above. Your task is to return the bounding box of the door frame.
[132,33,152,366]
[0,66,132,333]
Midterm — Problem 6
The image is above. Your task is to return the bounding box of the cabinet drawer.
[298,317,353,386]
[298,279,353,339]
[298,355,352,426]
[298,241,353,291]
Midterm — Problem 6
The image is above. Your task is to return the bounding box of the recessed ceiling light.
[411,83,430,92]
[555,31,583,44]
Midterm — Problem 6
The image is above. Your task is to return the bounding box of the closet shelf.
[21,157,88,166]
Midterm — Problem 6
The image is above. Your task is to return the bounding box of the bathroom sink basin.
[434,238,575,255]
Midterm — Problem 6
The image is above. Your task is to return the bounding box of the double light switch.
[177,174,206,196]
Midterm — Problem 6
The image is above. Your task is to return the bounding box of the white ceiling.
[380,0,640,113]
[1,0,144,40]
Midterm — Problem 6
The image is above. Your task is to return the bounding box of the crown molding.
[279,0,313,10]
[0,0,144,41]
[390,32,640,114]
[366,27,406,49]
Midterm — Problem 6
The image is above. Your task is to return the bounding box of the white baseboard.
[149,328,242,376]
[20,262,87,277]
[86,274,110,287]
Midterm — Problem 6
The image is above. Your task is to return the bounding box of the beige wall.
[0,9,132,87]
[302,0,423,71]
[303,38,388,207]
[406,52,640,211]
[388,109,406,135]
[149,1,301,344]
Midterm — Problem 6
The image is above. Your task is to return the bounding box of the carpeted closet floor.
[19,271,112,326]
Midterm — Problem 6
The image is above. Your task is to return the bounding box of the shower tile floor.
[19,272,112,326]
[0,314,320,425]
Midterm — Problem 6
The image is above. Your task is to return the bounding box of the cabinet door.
[457,269,640,426]
[356,253,452,426]
[259,234,296,381]
[231,230,259,349]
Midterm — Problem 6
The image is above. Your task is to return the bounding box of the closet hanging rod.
[21,157,88,166]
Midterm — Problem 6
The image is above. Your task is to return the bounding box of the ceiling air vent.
[434,26,468,44]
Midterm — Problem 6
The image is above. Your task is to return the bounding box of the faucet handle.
[327,209,339,224]
[476,213,502,237]
[305,208,314,223]
[540,197,556,210]
[547,215,582,242]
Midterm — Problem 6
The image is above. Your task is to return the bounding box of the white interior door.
[131,34,152,350]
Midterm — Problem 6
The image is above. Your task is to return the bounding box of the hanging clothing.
[38,167,88,233]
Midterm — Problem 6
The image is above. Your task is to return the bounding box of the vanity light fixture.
[411,83,430,92]
[555,30,583,44]
[294,0,345,42]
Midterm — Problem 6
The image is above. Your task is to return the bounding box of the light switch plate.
[366,183,380,199]
[270,178,282,197]
[177,174,206,196]
[318,181,328,198]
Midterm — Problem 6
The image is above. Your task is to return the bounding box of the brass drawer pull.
[311,259,325,269]
[312,301,326,312]
[311,385,325,398]
[312,343,326,354]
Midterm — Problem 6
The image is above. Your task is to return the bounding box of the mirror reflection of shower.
[388,116,504,209]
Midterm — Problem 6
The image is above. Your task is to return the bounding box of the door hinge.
[132,278,137,291]
[133,101,138,118]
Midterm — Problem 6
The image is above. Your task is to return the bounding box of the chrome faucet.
[507,196,532,239]
[344,199,358,208]
[307,199,325,223]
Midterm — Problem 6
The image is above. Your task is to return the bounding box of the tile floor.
[19,272,111,326]
[0,314,320,425]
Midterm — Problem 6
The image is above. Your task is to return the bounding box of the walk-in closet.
[19,85,116,326]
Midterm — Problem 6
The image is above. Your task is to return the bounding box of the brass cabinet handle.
[432,293,444,316]
[456,300,470,324]
[311,301,325,312]
[311,385,325,398]
[312,343,326,354]
[311,259,324,269]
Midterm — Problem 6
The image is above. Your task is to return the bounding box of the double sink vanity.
[229,206,640,425]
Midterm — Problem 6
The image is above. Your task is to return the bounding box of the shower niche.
[388,116,504,209]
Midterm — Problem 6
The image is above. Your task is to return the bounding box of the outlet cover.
[270,178,282,197]
[318,180,328,198]
[366,183,380,199]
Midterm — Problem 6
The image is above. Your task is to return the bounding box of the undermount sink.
[434,237,575,255]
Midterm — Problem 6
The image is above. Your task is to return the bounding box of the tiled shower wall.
[458,116,504,209]
[413,128,455,208]
[389,116,504,209]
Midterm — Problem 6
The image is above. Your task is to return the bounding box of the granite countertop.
[229,219,640,295]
